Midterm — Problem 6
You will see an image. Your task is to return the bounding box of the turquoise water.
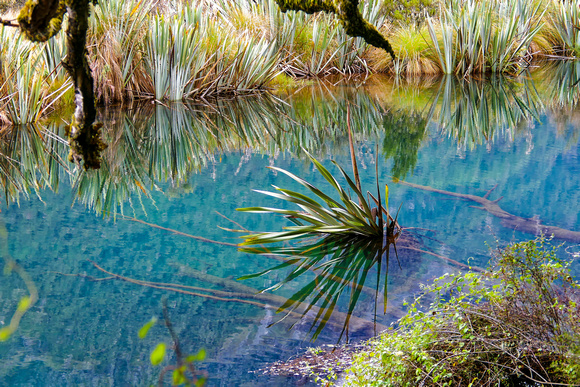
[1,73,580,385]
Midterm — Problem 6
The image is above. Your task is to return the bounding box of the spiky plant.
[89,0,152,103]
[237,148,402,340]
[544,0,580,57]
[238,150,400,242]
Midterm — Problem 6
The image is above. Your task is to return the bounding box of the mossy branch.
[274,0,396,59]
[62,0,106,169]
[16,0,106,169]
[17,0,66,42]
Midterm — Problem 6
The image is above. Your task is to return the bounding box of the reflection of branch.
[399,181,580,242]
[121,216,238,247]
[87,260,387,334]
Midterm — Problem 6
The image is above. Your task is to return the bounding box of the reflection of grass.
[3,70,580,214]
[430,75,543,147]
[239,236,391,341]
[0,123,68,204]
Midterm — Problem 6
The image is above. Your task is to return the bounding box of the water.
[1,70,580,386]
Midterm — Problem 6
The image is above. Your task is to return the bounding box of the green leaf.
[150,342,166,366]
[138,317,157,339]
[0,327,13,341]
[186,348,207,362]
[172,367,187,385]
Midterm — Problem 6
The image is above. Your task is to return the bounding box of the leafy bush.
[344,237,580,386]
[381,0,438,28]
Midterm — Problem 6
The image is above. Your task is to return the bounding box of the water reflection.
[428,74,542,148]
[1,65,580,210]
[0,123,68,203]
[1,67,579,385]
[238,231,437,342]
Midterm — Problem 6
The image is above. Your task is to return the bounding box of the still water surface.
[1,71,579,386]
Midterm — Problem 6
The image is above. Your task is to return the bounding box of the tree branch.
[274,0,395,59]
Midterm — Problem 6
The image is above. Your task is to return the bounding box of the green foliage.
[138,305,207,386]
[381,0,437,28]
[150,342,167,366]
[382,109,427,179]
[139,317,158,339]
[344,237,580,386]
[238,150,391,241]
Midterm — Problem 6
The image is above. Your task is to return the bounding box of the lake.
[1,66,579,386]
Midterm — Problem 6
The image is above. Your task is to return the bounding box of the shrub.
[344,237,580,386]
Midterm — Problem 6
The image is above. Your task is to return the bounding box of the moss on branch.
[62,0,106,169]
[274,0,395,59]
[17,0,66,42]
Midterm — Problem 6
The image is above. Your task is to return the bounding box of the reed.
[488,0,544,73]
[0,26,69,125]
[544,0,580,57]
[145,12,198,101]
[425,0,545,75]
[89,0,152,103]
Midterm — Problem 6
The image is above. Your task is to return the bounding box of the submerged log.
[171,263,389,336]
[83,260,388,336]
[399,181,580,243]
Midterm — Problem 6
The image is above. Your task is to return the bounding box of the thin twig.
[0,18,18,27]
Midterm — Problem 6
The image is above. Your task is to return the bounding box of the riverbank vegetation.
[338,238,580,386]
[2,0,580,124]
